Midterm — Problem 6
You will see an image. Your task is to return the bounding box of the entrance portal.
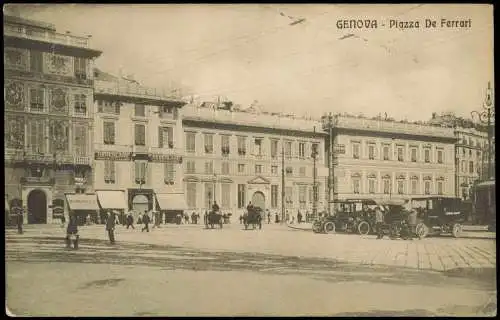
[27,189,47,224]
[132,194,149,219]
[251,191,266,211]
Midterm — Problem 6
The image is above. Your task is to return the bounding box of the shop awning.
[65,193,99,211]
[96,190,127,210]
[156,193,187,211]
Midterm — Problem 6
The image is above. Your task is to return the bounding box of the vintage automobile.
[410,196,467,238]
[313,199,378,235]
[243,206,262,230]
[375,199,413,240]
[206,210,223,229]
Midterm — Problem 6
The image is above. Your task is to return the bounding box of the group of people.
[374,206,418,240]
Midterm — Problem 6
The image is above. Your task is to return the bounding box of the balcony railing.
[94,80,182,101]
[4,23,90,48]
[20,177,55,185]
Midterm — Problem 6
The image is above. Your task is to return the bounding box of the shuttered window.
[28,120,45,154]
[135,161,147,184]
[104,160,116,183]
[159,127,174,148]
[164,162,175,184]
[186,183,197,208]
[221,183,231,209]
[73,125,87,156]
[134,124,145,146]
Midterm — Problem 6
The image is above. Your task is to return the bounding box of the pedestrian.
[297,210,303,224]
[126,211,135,229]
[137,212,143,225]
[275,212,279,223]
[375,206,385,239]
[266,209,271,224]
[16,207,24,234]
[286,210,290,223]
[60,213,66,228]
[66,213,79,249]
[106,211,116,244]
[142,211,150,232]
[204,210,208,225]
[184,213,189,224]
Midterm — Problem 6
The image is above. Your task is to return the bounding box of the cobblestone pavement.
[6,222,496,273]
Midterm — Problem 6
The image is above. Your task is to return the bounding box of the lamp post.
[311,142,318,221]
[471,81,495,180]
[281,140,285,224]
[321,113,338,216]
[213,172,217,206]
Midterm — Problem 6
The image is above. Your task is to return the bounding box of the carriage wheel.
[415,223,428,239]
[452,223,462,238]
[357,221,370,235]
[324,222,336,234]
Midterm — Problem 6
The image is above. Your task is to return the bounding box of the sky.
[4,4,494,121]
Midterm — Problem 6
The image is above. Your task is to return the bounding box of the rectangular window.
[424,181,431,195]
[271,185,279,208]
[312,143,319,158]
[271,166,278,175]
[299,167,306,177]
[74,94,86,114]
[424,149,430,163]
[285,187,293,208]
[299,185,307,209]
[368,179,375,194]
[397,180,405,194]
[134,124,146,146]
[164,162,175,184]
[397,147,404,162]
[437,181,443,195]
[30,50,43,72]
[469,161,474,174]
[74,57,87,80]
[411,180,418,194]
[204,161,213,174]
[238,184,246,209]
[134,103,145,117]
[98,101,121,114]
[271,140,278,158]
[255,164,263,174]
[368,145,375,160]
[221,135,230,155]
[30,88,44,111]
[352,143,360,159]
[383,145,390,160]
[186,183,197,208]
[221,162,230,175]
[411,148,417,162]
[185,160,196,174]
[383,179,390,194]
[104,160,116,184]
[461,160,466,173]
[285,166,293,176]
[185,132,196,153]
[285,141,292,159]
[298,142,305,158]
[28,120,46,154]
[73,125,87,156]
[254,138,263,156]
[437,150,443,164]
[159,127,174,148]
[238,163,245,174]
[237,136,246,156]
[221,183,231,209]
[205,183,214,210]
[204,134,214,154]
[134,161,147,184]
[353,179,360,194]
[103,122,115,145]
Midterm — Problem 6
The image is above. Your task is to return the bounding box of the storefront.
[96,190,128,224]
[155,193,187,223]
[65,193,99,226]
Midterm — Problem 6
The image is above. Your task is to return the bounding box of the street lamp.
[213,172,217,206]
[321,113,339,216]
[471,81,495,180]
[311,142,318,221]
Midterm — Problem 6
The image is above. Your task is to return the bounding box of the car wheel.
[324,222,336,234]
[357,221,370,235]
[415,223,428,239]
[452,223,462,238]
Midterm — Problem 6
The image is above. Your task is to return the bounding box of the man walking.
[16,207,24,234]
[126,211,135,229]
[106,211,116,244]
[375,206,385,239]
[266,209,271,224]
[142,210,150,232]
[297,210,303,224]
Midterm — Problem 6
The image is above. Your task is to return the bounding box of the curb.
[286,224,313,231]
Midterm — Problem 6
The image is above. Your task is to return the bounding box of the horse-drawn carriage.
[243,206,262,230]
[206,210,223,229]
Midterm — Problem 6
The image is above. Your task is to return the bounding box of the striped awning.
[156,193,187,211]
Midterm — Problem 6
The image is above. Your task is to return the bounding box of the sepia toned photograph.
[4,3,495,317]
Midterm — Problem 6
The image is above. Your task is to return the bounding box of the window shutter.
[110,161,116,181]
[158,127,163,148]
[168,127,174,144]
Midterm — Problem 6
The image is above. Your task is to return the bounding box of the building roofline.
[4,15,56,31]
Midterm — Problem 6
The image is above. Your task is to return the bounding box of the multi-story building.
[324,116,457,202]
[4,15,102,224]
[92,69,186,221]
[181,103,327,218]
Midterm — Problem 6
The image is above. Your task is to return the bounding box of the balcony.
[4,23,91,49]
[94,80,183,102]
[133,145,149,155]
[74,156,91,166]
[20,177,55,185]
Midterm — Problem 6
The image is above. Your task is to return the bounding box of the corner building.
[92,70,186,221]
[330,116,457,201]
[4,15,101,224]
[182,104,327,218]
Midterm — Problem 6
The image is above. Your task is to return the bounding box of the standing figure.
[142,210,150,232]
[275,212,279,223]
[297,210,303,224]
[65,214,79,249]
[212,201,220,213]
[375,207,385,239]
[126,211,135,229]
[16,207,24,234]
[106,211,116,244]
[286,210,290,223]
[267,209,271,224]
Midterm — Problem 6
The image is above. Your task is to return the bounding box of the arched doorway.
[132,194,149,219]
[27,189,47,224]
[252,191,266,211]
